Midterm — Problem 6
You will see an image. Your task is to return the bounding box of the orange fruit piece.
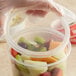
[49,40,61,50]
[49,40,67,52]
[31,56,58,64]
[31,41,67,64]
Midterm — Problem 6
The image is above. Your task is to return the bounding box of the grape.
[18,42,27,49]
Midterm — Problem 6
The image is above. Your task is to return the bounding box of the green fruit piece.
[34,47,47,52]
[27,44,36,51]
[16,63,30,74]
[15,55,30,75]
[34,36,46,45]
[21,55,30,60]
[18,37,26,43]
[24,60,48,76]
[27,44,47,52]
[18,37,30,46]
[39,47,47,52]
[16,55,23,62]
[30,41,38,46]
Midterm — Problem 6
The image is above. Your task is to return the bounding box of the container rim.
[4,10,70,58]
[9,42,71,67]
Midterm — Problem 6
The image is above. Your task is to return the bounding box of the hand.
[0,0,61,16]
[0,0,61,36]
[12,0,61,17]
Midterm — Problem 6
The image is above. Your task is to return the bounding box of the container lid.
[4,0,70,58]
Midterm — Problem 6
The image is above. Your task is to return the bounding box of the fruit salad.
[11,36,67,76]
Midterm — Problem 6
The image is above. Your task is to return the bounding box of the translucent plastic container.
[4,1,71,76]
[5,26,71,76]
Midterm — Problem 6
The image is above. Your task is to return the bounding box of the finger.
[26,10,47,17]
[26,1,62,17]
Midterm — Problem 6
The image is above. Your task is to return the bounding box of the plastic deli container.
[4,1,71,76]
[5,27,71,76]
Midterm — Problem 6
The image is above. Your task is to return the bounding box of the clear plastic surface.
[4,1,71,76]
